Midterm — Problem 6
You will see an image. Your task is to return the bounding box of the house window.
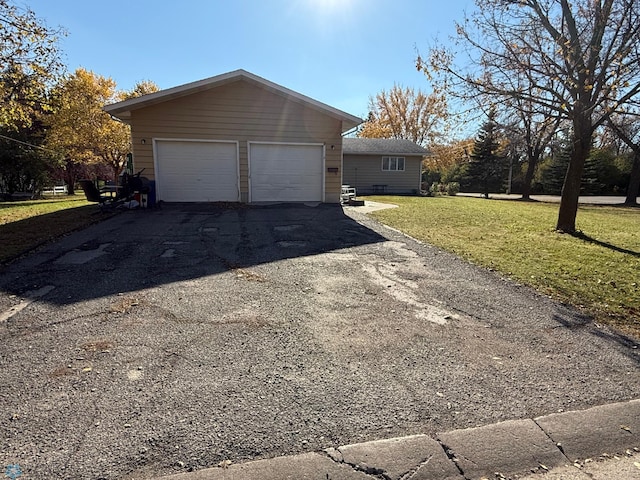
[382,156,405,171]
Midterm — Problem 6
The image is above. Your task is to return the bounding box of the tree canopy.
[0,0,65,130]
[420,0,640,232]
[358,84,448,146]
[121,79,159,100]
[46,69,129,193]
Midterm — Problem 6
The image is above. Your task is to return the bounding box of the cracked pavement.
[0,203,638,479]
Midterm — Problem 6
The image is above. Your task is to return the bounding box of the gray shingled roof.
[343,138,429,156]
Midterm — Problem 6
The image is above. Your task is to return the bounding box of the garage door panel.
[156,141,238,202]
[250,143,323,202]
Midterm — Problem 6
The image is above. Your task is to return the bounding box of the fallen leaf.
[82,367,92,373]
[633,461,640,470]
[621,425,632,433]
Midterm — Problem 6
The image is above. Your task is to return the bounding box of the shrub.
[429,182,460,196]
[446,182,460,196]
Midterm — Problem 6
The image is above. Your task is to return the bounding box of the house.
[342,138,428,195]
[104,69,361,203]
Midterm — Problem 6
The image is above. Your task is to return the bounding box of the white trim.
[153,138,240,202]
[322,144,326,203]
[248,141,325,203]
[340,142,344,191]
[381,156,406,172]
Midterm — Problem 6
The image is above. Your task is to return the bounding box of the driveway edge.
[153,399,640,480]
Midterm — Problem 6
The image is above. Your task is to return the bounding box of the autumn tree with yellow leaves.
[0,0,65,195]
[420,0,640,233]
[358,84,448,146]
[46,69,159,193]
[120,79,159,101]
[46,69,122,193]
[0,0,65,130]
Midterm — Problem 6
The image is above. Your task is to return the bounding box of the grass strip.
[0,196,113,263]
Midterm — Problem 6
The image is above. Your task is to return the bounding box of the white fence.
[43,185,68,195]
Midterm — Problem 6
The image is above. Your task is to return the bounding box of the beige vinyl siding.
[342,154,422,194]
[129,80,344,203]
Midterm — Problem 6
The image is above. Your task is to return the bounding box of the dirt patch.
[81,339,115,353]
[109,296,143,314]
[233,267,267,282]
[49,366,75,378]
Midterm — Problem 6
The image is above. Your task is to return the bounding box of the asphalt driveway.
[1,203,638,479]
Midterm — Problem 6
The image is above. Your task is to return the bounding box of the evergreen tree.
[541,142,571,195]
[464,111,507,198]
[581,149,620,195]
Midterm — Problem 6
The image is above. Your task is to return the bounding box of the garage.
[249,143,324,202]
[155,140,239,202]
[104,70,363,203]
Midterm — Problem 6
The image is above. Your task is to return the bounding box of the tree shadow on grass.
[571,231,640,258]
[553,309,640,365]
[0,196,85,207]
[0,204,112,263]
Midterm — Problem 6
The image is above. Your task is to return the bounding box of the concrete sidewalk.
[155,399,640,480]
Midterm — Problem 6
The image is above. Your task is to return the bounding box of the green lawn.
[0,196,112,263]
[367,195,640,338]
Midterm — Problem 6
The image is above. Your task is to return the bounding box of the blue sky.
[26,0,475,120]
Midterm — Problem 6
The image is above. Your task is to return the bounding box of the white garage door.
[249,143,324,202]
[155,140,239,202]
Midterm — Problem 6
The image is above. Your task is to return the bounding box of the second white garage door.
[249,143,324,202]
[155,140,239,202]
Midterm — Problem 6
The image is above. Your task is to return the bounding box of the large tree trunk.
[625,151,640,205]
[113,165,121,186]
[63,157,77,195]
[521,157,538,200]
[556,123,592,233]
[64,174,76,195]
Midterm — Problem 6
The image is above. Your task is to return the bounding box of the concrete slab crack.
[321,448,390,479]
[436,438,471,480]
[400,453,433,480]
[533,418,572,463]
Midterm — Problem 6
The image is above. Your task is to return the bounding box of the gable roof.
[104,69,362,131]
[343,138,429,156]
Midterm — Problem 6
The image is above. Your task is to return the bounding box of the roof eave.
[341,118,363,132]
[344,151,428,156]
